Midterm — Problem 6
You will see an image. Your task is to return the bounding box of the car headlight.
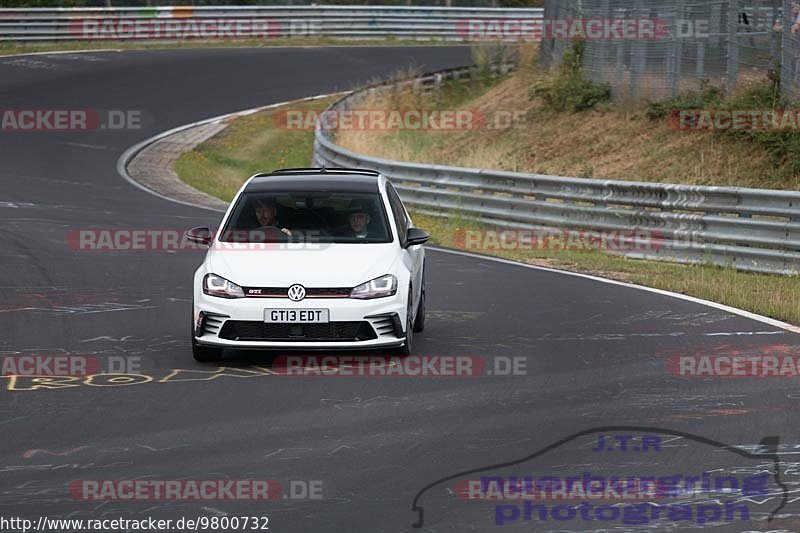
[203,273,245,299]
[350,274,398,300]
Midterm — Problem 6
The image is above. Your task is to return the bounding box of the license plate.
[264,309,329,323]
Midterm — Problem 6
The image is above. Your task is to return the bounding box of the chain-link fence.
[540,0,800,101]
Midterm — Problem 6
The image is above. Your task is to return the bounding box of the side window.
[386,183,409,243]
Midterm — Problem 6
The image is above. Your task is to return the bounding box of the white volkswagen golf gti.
[186,168,429,362]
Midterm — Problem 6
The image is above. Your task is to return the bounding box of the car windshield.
[219,191,392,244]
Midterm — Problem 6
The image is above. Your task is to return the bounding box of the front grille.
[306,287,352,298]
[244,287,352,298]
[218,321,377,342]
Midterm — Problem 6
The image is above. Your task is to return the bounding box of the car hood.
[205,242,400,287]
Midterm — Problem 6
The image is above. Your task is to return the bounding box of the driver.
[254,197,291,237]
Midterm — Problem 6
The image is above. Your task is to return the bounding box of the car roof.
[244,168,383,193]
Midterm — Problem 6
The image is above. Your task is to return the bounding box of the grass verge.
[174,95,339,203]
[174,76,800,327]
[415,212,800,326]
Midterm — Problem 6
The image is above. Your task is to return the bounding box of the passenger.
[338,201,372,239]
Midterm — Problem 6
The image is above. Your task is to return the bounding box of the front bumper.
[193,291,407,350]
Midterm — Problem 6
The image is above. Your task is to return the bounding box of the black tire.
[192,336,223,362]
[412,283,425,333]
[397,287,414,356]
[191,310,223,362]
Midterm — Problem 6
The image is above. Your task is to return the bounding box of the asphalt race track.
[1,47,800,532]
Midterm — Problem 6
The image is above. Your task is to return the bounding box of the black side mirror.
[185,226,213,247]
[404,227,430,248]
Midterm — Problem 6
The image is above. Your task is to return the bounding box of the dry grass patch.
[175,96,338,202]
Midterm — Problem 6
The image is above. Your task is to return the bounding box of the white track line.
[430,246,800,335]
[115,92,348,213]
[0,49,122,58]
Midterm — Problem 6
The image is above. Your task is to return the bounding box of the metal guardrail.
[0,6,543,42]
[313,65,800,276]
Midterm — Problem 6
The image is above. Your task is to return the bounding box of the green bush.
[530,40,611,112]
[645,80,726,120]
[728,74,800,178]
[646,72,800,181]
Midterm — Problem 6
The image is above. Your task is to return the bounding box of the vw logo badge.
[287,284,306,302]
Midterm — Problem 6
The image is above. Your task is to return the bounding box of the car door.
[386,182,424,314]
